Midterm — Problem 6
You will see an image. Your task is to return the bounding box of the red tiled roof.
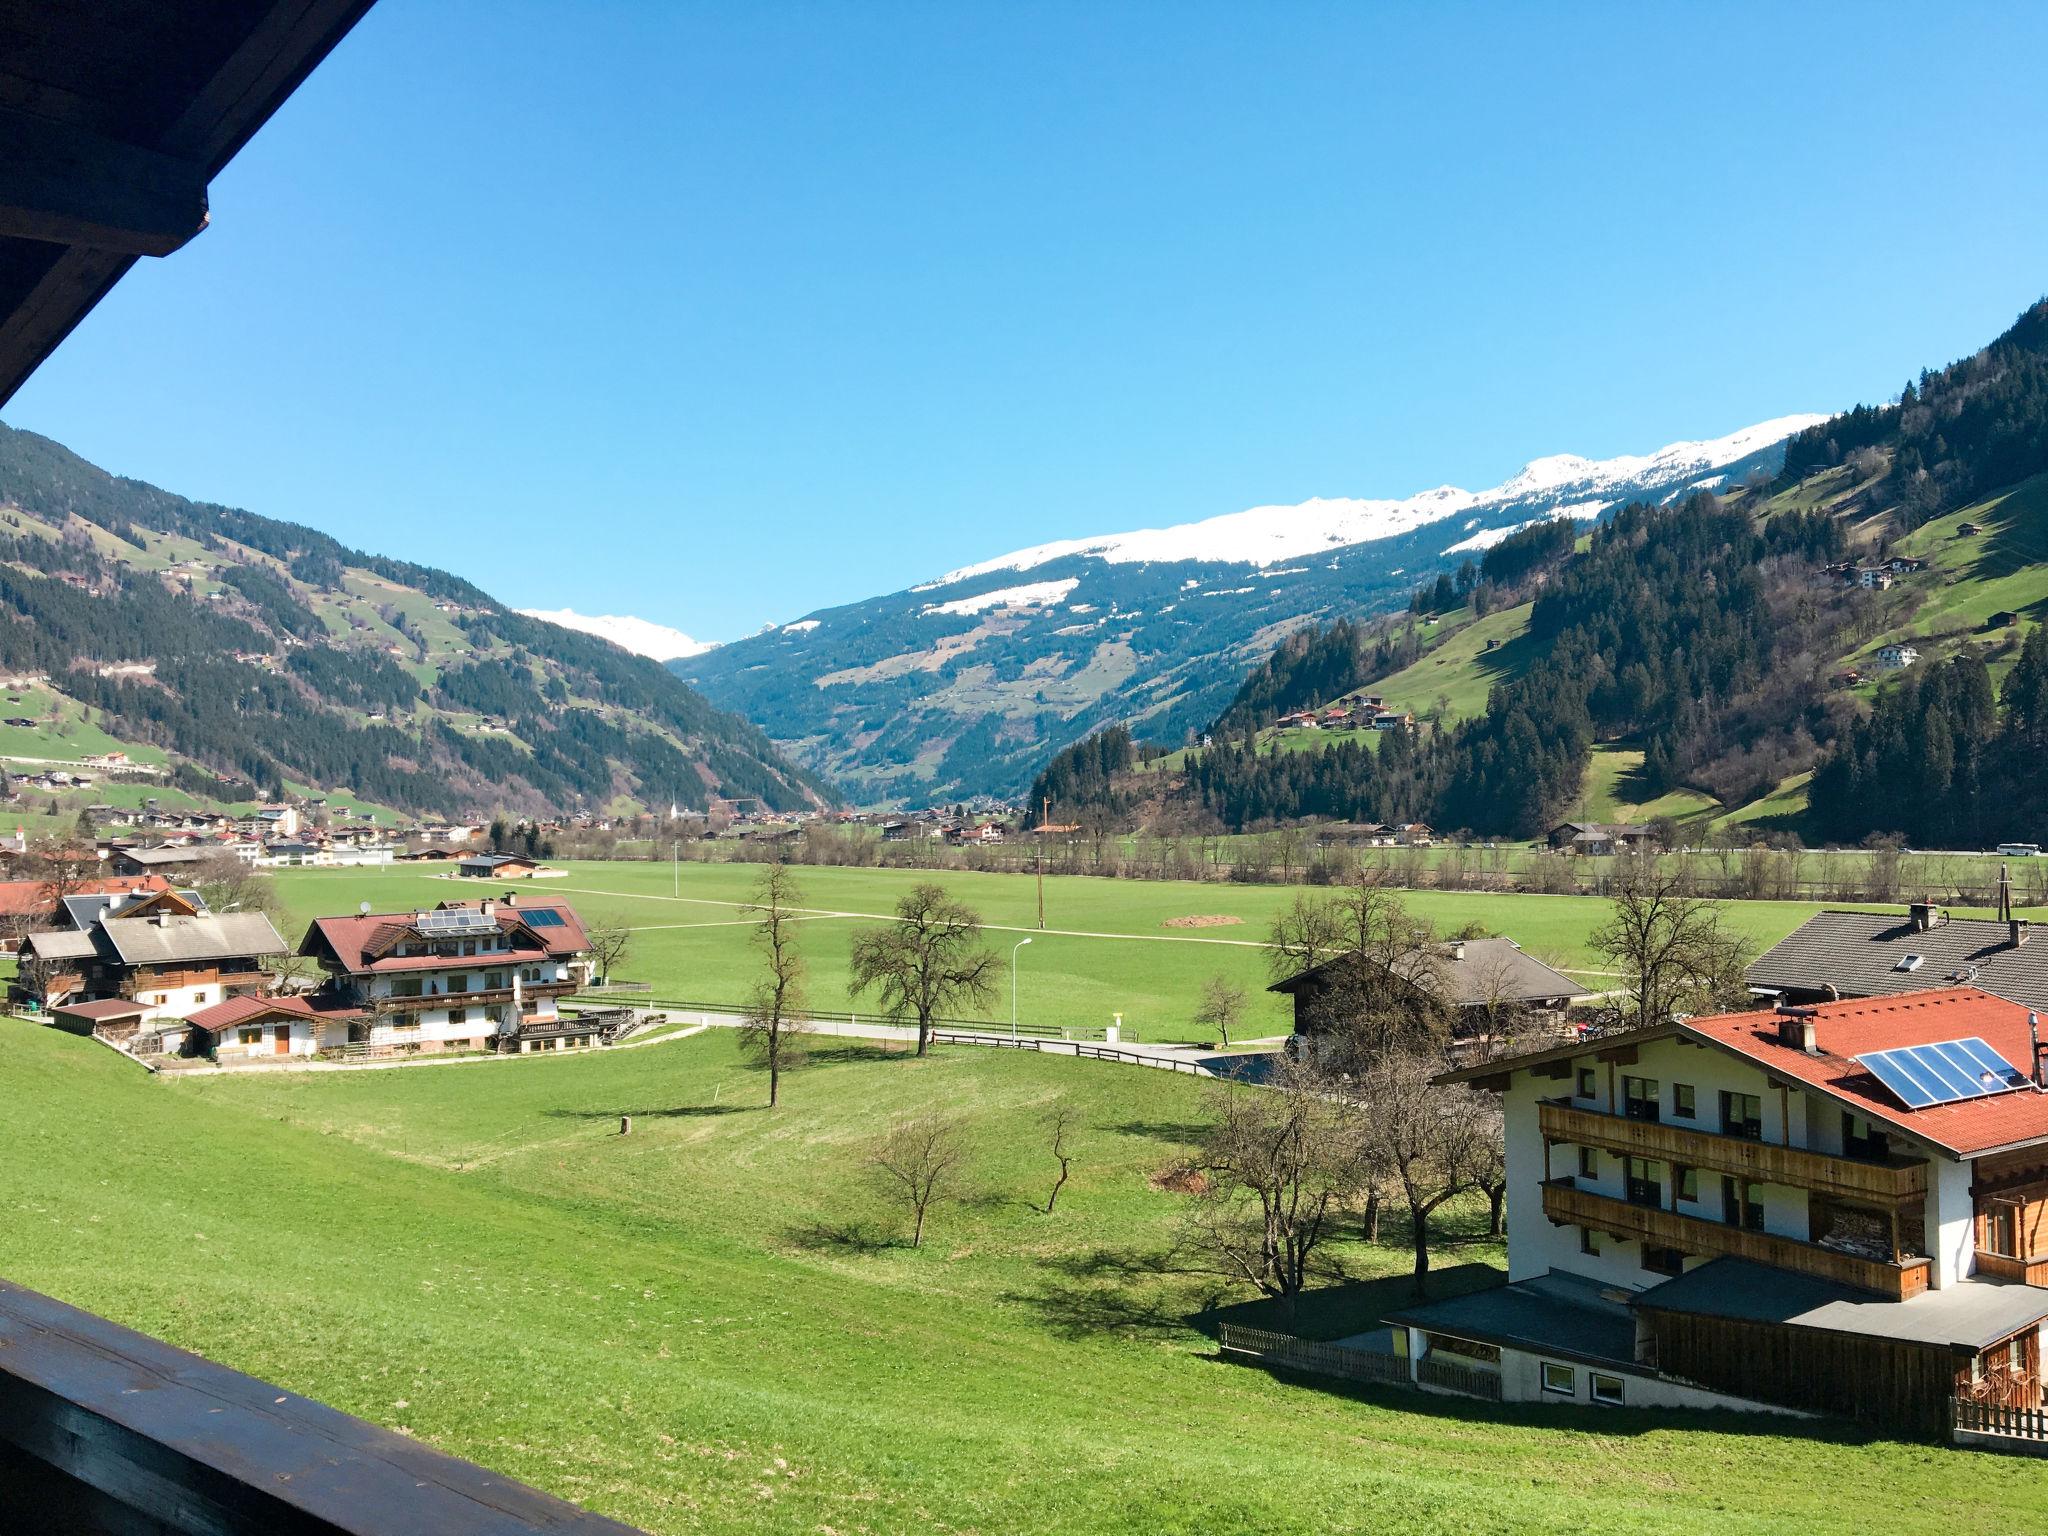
[1682,988,2048,1157]
[185,994,310,1035]
[0,874,171,918]
[301,899,588,972]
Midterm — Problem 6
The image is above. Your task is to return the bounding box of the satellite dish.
[359,900,371,914]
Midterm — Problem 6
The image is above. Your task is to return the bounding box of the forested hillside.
[1032,298,2048,843]
[0,423,831,817]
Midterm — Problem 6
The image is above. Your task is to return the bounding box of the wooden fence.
[1216,1324,1411,1388]
[1416,1354,1504,1401]
[1954,1398,2048,1443]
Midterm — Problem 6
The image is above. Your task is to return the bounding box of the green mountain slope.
[0,423,832,818]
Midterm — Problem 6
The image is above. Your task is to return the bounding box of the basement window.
[1591,1373,1627,1407]
[1541,1362,1576,1397]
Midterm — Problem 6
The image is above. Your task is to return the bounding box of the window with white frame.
[1591,1373,1625,1406]
[1541,1362,1575,1396]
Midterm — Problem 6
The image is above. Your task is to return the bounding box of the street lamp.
[1011,936,1033,1041]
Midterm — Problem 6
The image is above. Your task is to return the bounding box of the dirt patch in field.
[1162,914,1244,929]
[1151,1165,1210,1195]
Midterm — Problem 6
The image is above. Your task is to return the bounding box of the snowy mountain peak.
[517,608,713,660]
[928,413,1825,588]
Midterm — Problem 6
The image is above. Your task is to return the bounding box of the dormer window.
[1895,954,1924,973]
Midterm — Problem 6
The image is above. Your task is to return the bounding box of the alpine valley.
[678,416,1821,802]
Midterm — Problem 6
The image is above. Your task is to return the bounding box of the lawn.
[270,862,1852,1041]
[1,1022,2038,1534]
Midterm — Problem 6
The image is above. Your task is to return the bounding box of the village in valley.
[4,5,2048,1535]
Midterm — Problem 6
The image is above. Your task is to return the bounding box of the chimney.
[502,890,517,906]
[1775,1007,1820,1054]
[1909,901,1942,933]
[480,899,494,917]
[2013,919,2030,950]
[1450,941,1466,961]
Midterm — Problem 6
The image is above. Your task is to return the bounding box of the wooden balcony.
[1538,1099,1928,1204]
[374,981,573,1014]
[1541,1179,1932,1300]
[1976,1250,2048,1287]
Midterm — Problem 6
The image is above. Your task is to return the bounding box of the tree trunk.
[916,1010,931,1057]
[911,1201,926,1247]
[1411,1203,1432,1297]
[1045,1161,1069,1215]
[1363,1190,1381,1243]
[1488,1184,1506,1237]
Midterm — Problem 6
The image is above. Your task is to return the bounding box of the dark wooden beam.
[0,105,209,256]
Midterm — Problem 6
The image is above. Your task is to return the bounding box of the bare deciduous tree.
[1590,855,1755,1030]
[585,923,633,984]
[848,883,1000,1056]
[1266,891,1347,978]
[869,1110,968,1247]
[1042,1100,1077,1215]
[1183,1056,1367,1308]
[1269,878,1454,1062]
[1354,1051,1489,1295]
[737,862,809,1108]
[1191,973,1248,1048]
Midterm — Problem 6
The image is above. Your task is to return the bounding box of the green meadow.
[271,860,1845,1041]
[2,1022,2038,1534]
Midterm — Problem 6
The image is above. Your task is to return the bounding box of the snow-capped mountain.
[680,414,1819,804]
[518,608,713,661]
[934,415,1822,583]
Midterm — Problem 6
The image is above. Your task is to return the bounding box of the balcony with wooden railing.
[1538,1099,1928,1204]
[1975,1250,2048,1286]
[1541,1178,1931,1299]
[116,968,271,999]
[372,980,575,1014]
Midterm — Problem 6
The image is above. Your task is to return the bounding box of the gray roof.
[98,911,286,965]
[1386,1272,1637,1367]
[1634,1257,2048,1352]
[22,929,99,961]
[1748,909,2048,1012]
[59,889,207,931]
[1273,936,1590,1008]
[116,846,210,867]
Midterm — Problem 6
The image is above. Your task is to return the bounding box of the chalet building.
[457,852,542,879]
[1856,568,1896,590]
[182,994,360,1062]
[296,897,594,1055]
[14,890,285,1022]
[1748,902,2048,1012]
[1877,643,1921,671]
[0,874,172,951]
[1412,989,2048,1437]
[1394,823,1433,847]
[1273,937,1589,1048]
[1313,821,1399,848]
[108,844,213,877]
[1547,821,1657,856]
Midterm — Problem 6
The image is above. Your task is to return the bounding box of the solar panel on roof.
[522,909,564,928]
[413,909,498,936]
[1855,1037,2031,1111]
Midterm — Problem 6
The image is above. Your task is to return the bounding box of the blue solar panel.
[1855,1037,2029,1110]
[522,909,565,928]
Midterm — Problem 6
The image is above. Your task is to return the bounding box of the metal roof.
[1386,1272,1638,1369]
[1634,1257,2048,1353]
[1272,937,1590,1008]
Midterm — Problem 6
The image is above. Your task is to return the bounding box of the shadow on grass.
[1004,1276,1214,1341]
[542,1104,756,1121]
[1105,1119,1213,1146]
[784,1218,900,1255]
[1192,1261,1506,1343]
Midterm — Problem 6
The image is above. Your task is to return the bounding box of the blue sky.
[9,2,2047,641]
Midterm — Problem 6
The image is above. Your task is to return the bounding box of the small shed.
[50,998,148,1040]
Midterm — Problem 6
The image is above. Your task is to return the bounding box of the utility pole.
[1037,794,1047,930]
[672,838,680,899]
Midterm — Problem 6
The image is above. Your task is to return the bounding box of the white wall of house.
[368,1004,506,1049]
[211,1019,316,1059]
[132,978,235,1024]
[1503,1033,1970,1294]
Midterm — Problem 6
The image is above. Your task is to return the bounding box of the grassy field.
[269,861,1868,1042]
[1,1021,2038,1534]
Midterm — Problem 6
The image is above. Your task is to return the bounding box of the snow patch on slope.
[517,608,712,660]
[1441,500,1610,555]
[927,414,1823,586]
[922,577,1080,617]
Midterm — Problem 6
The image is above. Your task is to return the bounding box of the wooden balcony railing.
[1975,1250,2048,1287]
[373,981,574,1013]
[1541,1179,1931,1300]
[117,968,271,998]
[1539,1100,1928,1204]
